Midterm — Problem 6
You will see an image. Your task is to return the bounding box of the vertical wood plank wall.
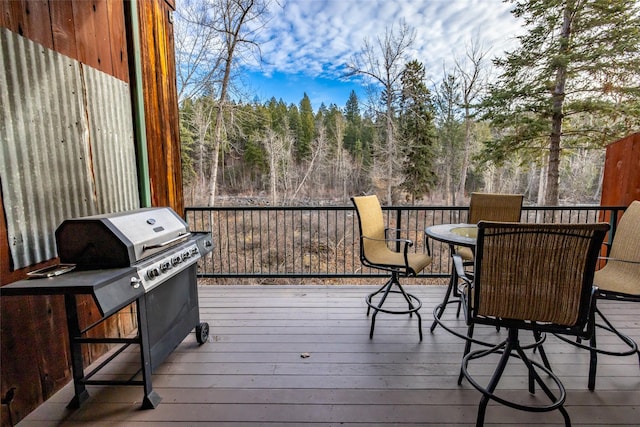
[0,1,182,425]
[601,132,640,207]
[138,0,183,214]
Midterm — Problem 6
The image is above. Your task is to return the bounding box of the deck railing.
[185,205,625,280]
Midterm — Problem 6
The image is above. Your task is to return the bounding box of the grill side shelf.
[0,268,142,317]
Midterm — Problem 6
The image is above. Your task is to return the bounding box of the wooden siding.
[601,132,640,207]
[0,0,129,81]
[0,1,183,425]
[15,285,640,426]
[138,0,184,215]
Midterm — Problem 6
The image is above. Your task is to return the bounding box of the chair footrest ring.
[366,289,422,315]
[554,323,639,357]
[365,279,423,340]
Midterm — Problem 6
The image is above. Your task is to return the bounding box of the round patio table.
[425,223,477,248]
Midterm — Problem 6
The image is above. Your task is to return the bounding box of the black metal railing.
[185,205,625,280]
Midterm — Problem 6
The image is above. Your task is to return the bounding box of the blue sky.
[220,1,524,110]
[241,70,364,109]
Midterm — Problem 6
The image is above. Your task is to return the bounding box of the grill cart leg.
[64,294,90,409]
[137,297,162,409]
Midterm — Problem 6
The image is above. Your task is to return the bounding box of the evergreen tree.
[398,60,437,203]
[267,97,288,135]
[343,90,362,155]
[298,93,315,160]
[434,73,465,205]
[287,104,301,153]
[481,0,640,205]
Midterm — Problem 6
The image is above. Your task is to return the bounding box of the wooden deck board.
[17,284,640,426]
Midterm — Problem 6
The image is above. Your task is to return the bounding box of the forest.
[175,0,640,207]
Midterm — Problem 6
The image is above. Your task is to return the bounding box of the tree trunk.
[457,116,471,202]
[545,3,574,206]
[206,0,256,205]
[207,104,224,206]
[385,106,394,206]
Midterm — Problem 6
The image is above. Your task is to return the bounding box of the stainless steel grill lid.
[55,207,190,269]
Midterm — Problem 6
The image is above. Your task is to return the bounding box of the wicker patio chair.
[431,192,523,332]
[351,195,432,340]
[455,221,608,426]
[556,200,640,390]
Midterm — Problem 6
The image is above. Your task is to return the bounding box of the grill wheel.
[196,322,210,345]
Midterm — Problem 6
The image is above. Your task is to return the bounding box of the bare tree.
[176,0,271,206]
[208,0,271,206]
[262,128,293,205]
[454,40,488,202]
[291,124,327,201]
[189,99,215,201]
[174,0,224,102]
[346,20,415,205]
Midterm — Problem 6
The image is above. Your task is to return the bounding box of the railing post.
[395,208,402,252]
[605,206,623,258]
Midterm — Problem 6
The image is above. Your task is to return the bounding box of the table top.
[425,223,477,248]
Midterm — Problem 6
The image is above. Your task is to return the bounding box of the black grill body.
[1,207,214,409]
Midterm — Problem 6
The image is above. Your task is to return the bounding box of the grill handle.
[143,233,191,251]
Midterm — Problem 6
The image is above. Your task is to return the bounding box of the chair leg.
[476,337,514,427]
[462,328,570,427]
[368,277,394,339]
[533,330,552,370]
[589,328,597,391]
[365,272,422,340]
[430,269,456,332]
[394,277,423,340]
[555,305,639,391]
[458,323,475,385]
[367,278,394,317]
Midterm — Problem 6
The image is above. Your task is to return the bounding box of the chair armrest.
[452,254,472,285]
[384,227,423,240]
[387,228,431,256]
[385,227,424,234]
[423,236,433,256]
[361,235,415,270]
[362,235,413,246]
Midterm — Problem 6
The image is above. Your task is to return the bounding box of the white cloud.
[250,0,523,81]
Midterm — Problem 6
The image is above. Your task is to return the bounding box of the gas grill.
[1,207,214,409]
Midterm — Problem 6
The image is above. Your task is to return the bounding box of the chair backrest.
[468,192,523,223]
[351,195,387,260]
[472,222,609,331]
[609,200,640,264]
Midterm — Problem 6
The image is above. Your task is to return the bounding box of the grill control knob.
[182,251,190,260]
[160,261,171,272]
[146,268,160,280]
[130,277,142,289]
[172,255,181,266]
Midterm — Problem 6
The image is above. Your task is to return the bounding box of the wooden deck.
[18,284,640,426]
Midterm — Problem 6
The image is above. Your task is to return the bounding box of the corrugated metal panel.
[0,28,139,270]
[84,67,139,214]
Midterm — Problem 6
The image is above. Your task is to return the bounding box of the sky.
[234,0,525,110]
